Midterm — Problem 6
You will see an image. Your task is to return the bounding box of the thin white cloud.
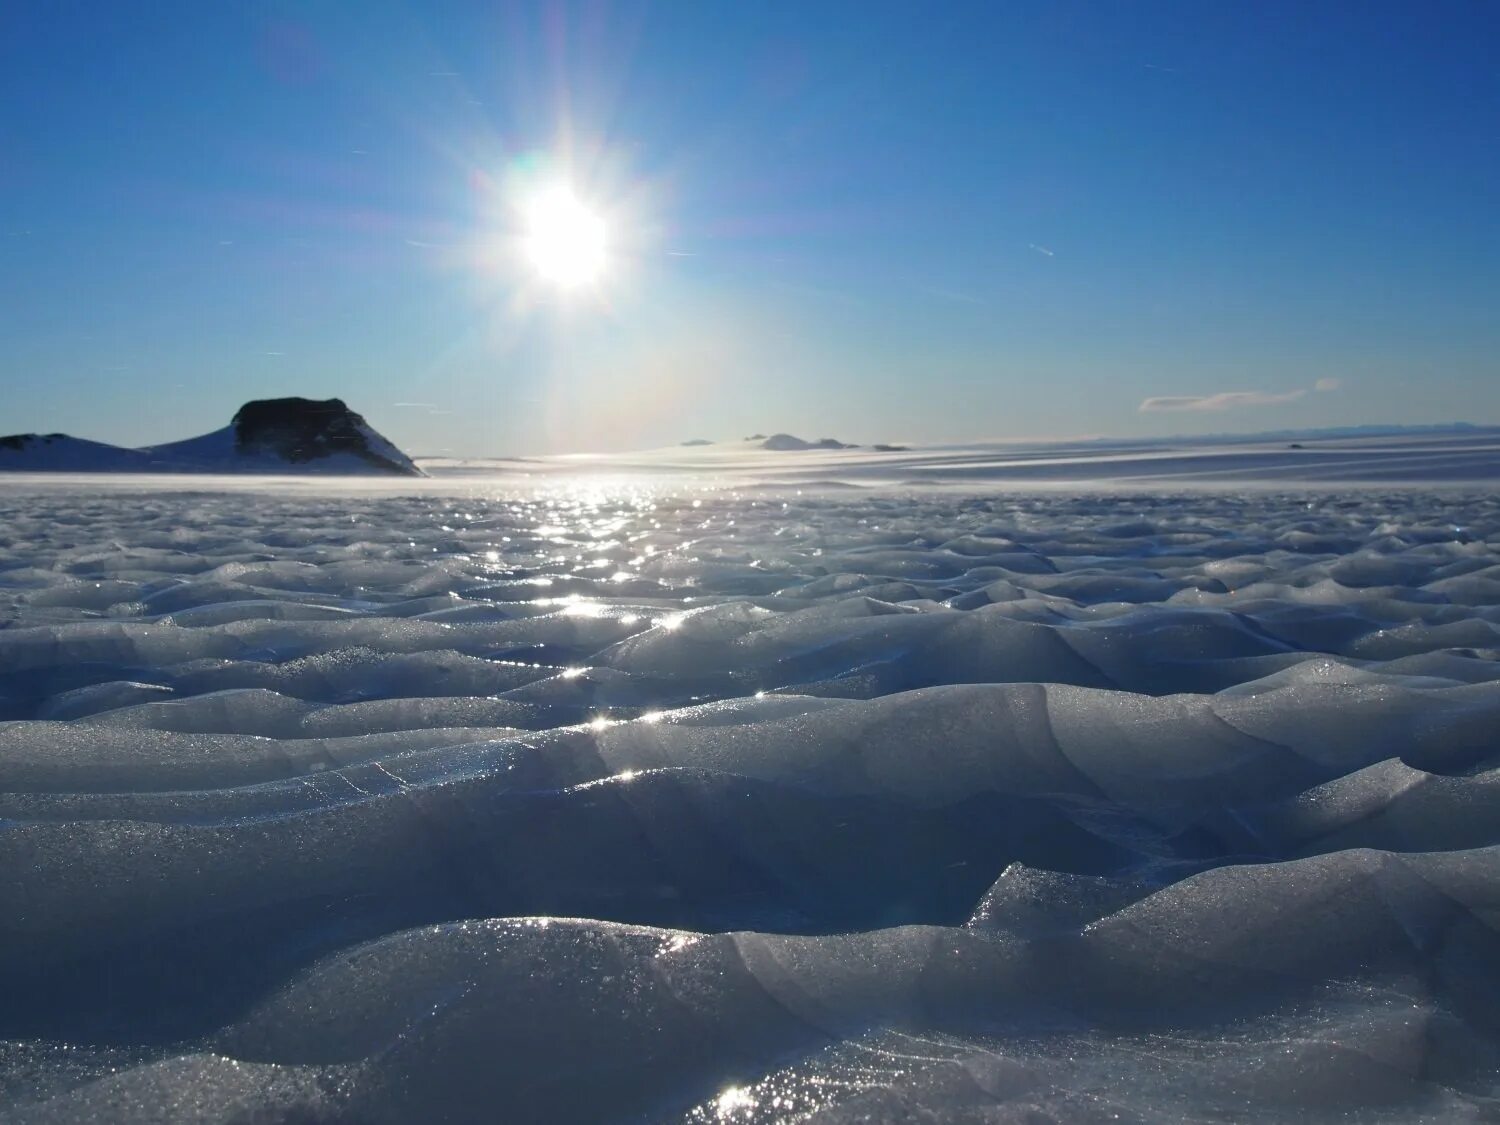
[1028,243,1055,257]
[1140,377,1346,413]
[393,401,437,408]
[1139,389,1307,413]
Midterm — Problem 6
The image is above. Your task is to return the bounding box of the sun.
[520,186,608,288]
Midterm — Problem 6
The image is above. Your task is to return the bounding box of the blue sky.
[2,1,1497,454]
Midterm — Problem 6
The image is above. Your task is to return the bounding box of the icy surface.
[2,467,1500,1122]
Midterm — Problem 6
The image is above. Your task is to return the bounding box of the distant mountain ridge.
[760,433,857,451]
[0,397,422,476]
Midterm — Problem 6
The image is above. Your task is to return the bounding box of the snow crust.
[2,474,1500,1122]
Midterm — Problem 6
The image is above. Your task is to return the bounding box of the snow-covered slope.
[0,397,422,476]
[0,433,157,471]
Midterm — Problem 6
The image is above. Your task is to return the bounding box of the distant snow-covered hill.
[0,397,422,476]
[760,433,856,450]
[0,433,158,471]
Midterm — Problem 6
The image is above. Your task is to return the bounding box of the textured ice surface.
[2,473,1500,1122]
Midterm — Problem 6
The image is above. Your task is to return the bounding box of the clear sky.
[3,1,1497,455]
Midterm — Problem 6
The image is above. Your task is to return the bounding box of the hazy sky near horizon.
[3,1,1497,455]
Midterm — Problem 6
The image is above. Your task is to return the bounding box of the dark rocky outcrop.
[229,398,419,474]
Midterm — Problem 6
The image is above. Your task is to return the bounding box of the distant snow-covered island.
[0,397,422,476]
[675,433,911,451]
[759,433,856,450]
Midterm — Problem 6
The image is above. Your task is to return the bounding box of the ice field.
[4,439,1500,1122]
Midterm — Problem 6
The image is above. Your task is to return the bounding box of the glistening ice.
[3,475,1500,1122]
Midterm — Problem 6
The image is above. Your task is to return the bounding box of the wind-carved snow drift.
[2,482,1500,1122]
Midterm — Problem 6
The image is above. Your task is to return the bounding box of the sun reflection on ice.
[713,1086,757,1117]
[658,932,697,956]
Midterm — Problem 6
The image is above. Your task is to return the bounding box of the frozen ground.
[3,438,1500,1122]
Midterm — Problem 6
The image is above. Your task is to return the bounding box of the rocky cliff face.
[230,398,420,475]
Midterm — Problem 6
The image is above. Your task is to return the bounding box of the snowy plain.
[3,431,1500,1122]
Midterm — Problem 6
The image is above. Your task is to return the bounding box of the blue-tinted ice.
[3,481,1499,1122]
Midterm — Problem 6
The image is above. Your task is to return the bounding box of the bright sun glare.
[521,187,607,288]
